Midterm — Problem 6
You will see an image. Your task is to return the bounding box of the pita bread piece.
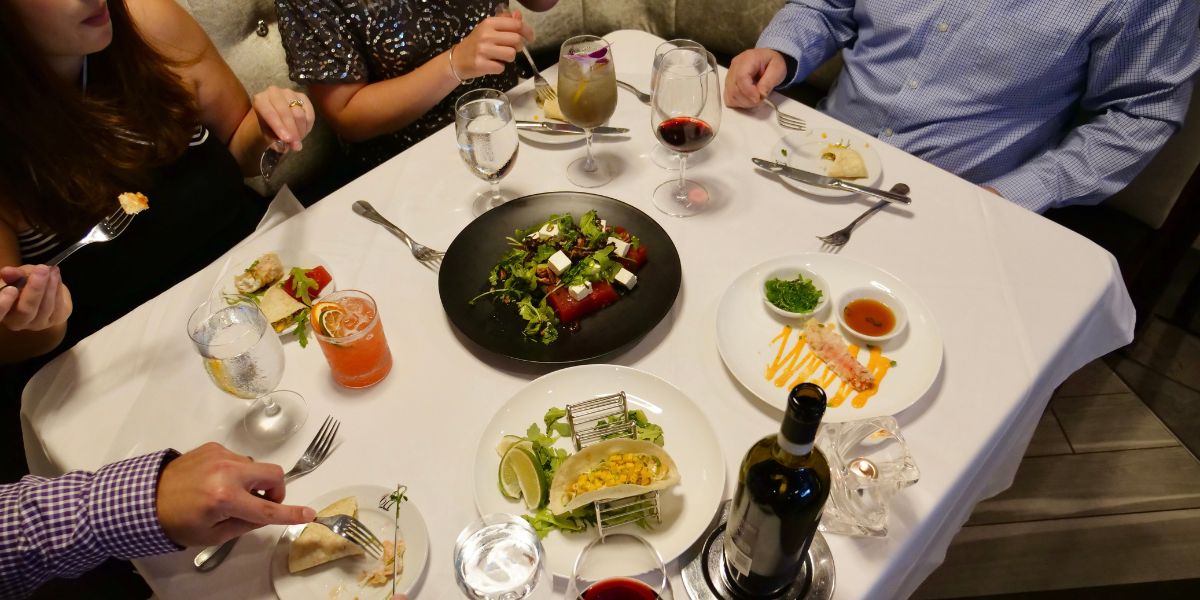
[287,496,364,573]
[821,145,868,180]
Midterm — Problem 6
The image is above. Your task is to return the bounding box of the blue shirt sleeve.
[756,0,859,88]
[987,0,1200,213]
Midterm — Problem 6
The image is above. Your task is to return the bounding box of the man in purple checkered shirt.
[726,0,1200,213]
[0,442,315,598]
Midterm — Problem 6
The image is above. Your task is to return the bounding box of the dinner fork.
[46,207,137,266]
[617,80,651,105]
[352,200,445,268]
[495,2,556,105]
[817,183,911,248]
[193,416,341,571]
[762,96,807,131]
[312,513,386,560]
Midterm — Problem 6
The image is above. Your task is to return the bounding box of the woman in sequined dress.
[275,0,558,173]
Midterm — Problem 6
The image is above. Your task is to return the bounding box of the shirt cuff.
[757,33,807,88]
[89,450,183,560]
[986,168,1058,213]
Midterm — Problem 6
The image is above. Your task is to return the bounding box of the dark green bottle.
[722,383,830,596]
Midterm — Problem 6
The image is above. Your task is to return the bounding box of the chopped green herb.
[780,148,788,157]
[764,275,823,313]
[890,360,897,367]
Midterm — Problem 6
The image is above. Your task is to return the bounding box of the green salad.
[764,275,823,313]
[496,407,664,537]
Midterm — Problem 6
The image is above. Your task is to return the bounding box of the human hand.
[452,12,534,79]
[0,265,72,332]
[253,85,316,152]
[725,48,789,108]
[156,442,316,547]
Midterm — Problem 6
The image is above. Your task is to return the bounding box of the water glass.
[816,416,920,537]
[651,47,722,217]
[454,513,550,600]
[312,290,393,388]
[558,35,617,188]
[187,300,307,441]
[568,533,669,599]
[456,88,519,214]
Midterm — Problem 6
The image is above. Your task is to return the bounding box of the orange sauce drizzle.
[764,325,893,409]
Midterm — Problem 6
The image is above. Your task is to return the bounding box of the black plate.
[439,192,682,363]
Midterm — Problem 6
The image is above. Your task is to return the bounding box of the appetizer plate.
[717,254,943,421]
[439,191,682,363]
[270,484,429,600]
[221,249,337,336]
[510,85,581,146]
[473,364,725,579]
[768,128,884,198]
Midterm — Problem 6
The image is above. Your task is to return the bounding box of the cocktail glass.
[312,290,393,388]
[558,35,617,188]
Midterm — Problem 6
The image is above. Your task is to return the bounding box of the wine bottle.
[722,383,831,596]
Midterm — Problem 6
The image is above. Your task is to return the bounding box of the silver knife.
[752,157,912,204]
[516,121,629,135]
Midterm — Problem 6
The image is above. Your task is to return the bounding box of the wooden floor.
[912,316,1200,599]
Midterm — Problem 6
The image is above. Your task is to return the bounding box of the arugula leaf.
[293,309,310,348]
[522,507,591,538]
[288,267,319,304]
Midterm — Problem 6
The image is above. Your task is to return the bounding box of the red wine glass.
[567,533,668,599]
[650,47,721,217]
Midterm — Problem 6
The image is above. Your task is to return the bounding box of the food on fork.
[821,144,868,179]
[287,496,363,573]
[548,439,680,515]
[234,252,285,294]
[117,191,149,215]
[359,539,405,586]
[803,318,874,392]
[542,95,566,121]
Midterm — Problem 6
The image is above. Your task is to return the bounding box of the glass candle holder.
[816,416,919,537]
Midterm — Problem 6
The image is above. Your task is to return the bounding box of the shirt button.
[938,22,949,32]
[908,80,919,89]
[882,128,894,137]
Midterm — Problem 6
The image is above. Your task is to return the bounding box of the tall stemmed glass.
[188,300,307,441]
[650,39,705,171]
[558,35,617,188]
[567,533,669,599]
[456,88,519,214]
[651,47,722,217]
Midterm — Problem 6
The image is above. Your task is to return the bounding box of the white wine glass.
[456,88,519,215]
[651,47,722,217]
[558,35,617,188]
[649,39,705,171]
[187,300,307,442]
[567,533,669,599]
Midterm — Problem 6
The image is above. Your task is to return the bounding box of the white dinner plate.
[220,248,337,336]
[768,128,884,198]
[510,86,582,146]
[717,254,943,421]
[270,484,429,600]
[472,364,725,578]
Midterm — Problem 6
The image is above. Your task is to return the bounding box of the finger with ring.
[287,99,304,108]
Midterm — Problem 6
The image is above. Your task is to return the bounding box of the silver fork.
[762,96,807,131]
[617,80,651,105]
[352,200,445,267]
[46,207,137,266]
[495,2,556,105]
[817,183,911,248]
[193,416,341,571]
[313,513,386,560]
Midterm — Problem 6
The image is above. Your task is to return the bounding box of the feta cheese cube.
[607,236,631,258]
[536,223,559,240]
[547,250,572,275]
[568,281,593,300]
[599,219,608,231]
[614,268,638,289]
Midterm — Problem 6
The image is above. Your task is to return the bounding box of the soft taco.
[548,439,680,515]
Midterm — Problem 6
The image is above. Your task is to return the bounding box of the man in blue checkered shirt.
[726,0,1200,213]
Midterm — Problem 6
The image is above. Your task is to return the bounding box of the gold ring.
[288,99,304,108]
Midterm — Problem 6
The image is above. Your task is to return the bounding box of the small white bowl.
[761,267,829,319]
[836,284,908,343]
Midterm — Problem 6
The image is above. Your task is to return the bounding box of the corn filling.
[566,453,663,498]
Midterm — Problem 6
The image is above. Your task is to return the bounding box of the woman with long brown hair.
[0,0,316,365]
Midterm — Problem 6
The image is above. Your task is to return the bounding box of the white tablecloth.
[21,30,1133,600]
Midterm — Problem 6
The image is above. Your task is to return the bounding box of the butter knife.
[751,158,912,204]
[516,121,629,135]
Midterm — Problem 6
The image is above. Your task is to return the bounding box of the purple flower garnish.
[568,46,610,65]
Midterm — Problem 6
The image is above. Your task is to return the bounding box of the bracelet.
[448,44,467,84]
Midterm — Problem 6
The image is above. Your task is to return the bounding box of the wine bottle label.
[725,535,753,576]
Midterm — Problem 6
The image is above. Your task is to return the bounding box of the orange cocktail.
[312,290,393,388]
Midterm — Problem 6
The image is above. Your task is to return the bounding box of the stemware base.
[243,390,307,442]
[567,155,611,188]
[653,178,709,217]
[471,189,508,216]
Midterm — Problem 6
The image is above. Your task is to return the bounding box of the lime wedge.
[495,435,524,458]
[499,446,545,509]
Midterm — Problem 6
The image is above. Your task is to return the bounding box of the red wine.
[580,577,659,600]
[723,383,831,596]
[656,117,714,153]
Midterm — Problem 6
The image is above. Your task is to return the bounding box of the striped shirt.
[0,451,181,598]
[758,0,1200,213]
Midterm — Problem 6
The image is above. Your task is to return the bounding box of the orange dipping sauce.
[843,299,896,337]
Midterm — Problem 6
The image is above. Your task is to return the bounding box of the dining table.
[20,29,1135,600]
